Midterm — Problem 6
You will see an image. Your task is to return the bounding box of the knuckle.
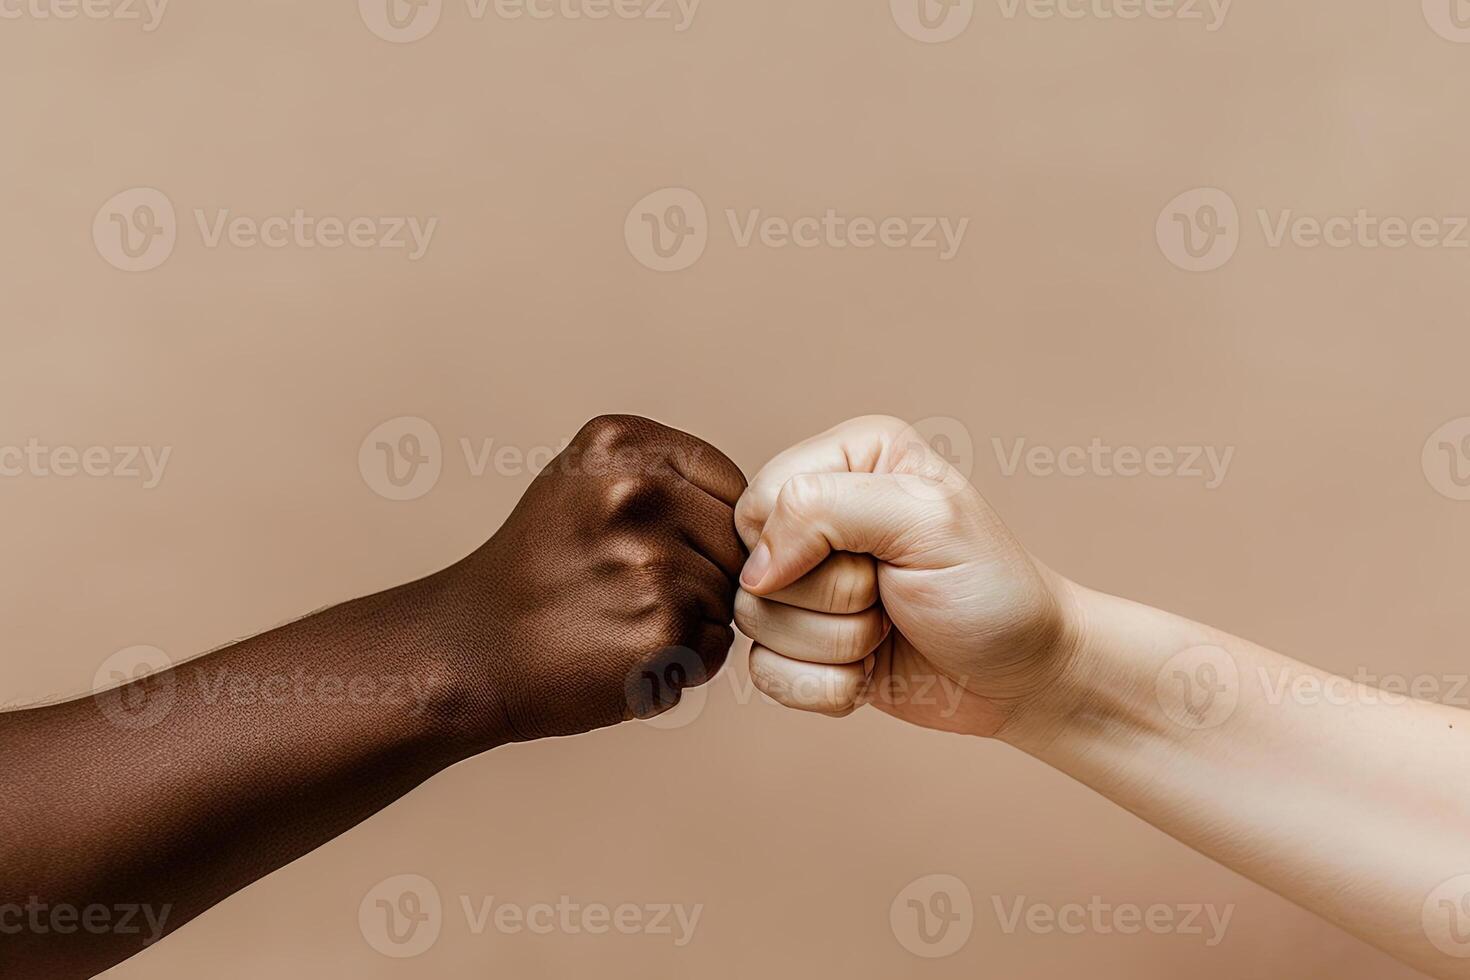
[629,592,665,620]
[644,605,692,648]
[854,414,910,435]
[935,485,974,523]
[575,415,662,468]
[700,625,735,675]
[732,590,762,636]
[613,537,671,577]
[733,493,767,547]
[600,474,669,523]
[747,646,790,698]
[777,473,829,520]
[663,438,706,472]
[627,645,705,717]
[577,414,639,446]
[826,555,878,613]
[830,614,867,661]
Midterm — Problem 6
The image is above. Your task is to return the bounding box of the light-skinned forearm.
[1002,583,1470,979]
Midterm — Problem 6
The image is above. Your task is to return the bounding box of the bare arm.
[733,414,1470,979]
[0,415,747,979]
[0,576,475,978]
[1003,585,1470,977]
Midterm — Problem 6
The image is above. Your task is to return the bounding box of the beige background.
[3,0,1468,976]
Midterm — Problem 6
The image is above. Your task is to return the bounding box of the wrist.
[378,566,516,761]
[995,581,1179,757]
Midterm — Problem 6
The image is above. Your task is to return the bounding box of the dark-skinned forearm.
[0,568,495,979]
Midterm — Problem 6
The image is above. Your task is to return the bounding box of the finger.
[685,620,736,687]
[667,477,747,582]
[671,549,740,627]
[748,643,868,717]
[761,551,878,614]
[625,621,733,720]
[734,590,888,665]
[741,472,949,596]
[661,428,748,508]
[569,415,747,507]
[735,415,910,548]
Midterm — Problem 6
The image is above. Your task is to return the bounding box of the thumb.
[739,472,941,596]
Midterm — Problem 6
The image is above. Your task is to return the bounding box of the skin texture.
[733,414,1074,734]
[737,415,1470,980]
[0,414,746,980]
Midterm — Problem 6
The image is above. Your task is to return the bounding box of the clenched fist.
[432,415,748,744]
[734,415,1077,737]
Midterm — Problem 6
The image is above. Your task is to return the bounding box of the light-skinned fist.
[734,416,1080,737]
